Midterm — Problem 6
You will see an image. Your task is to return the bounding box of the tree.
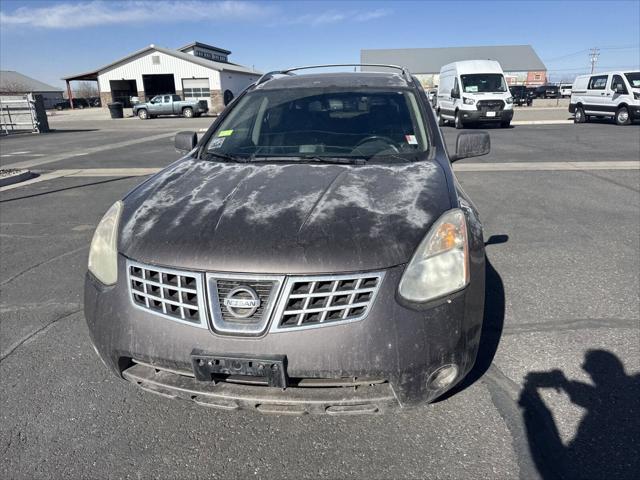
[0,80,29,94]
[74,81,98,99]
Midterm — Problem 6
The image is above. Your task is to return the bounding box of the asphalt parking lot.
[1,110,639,479]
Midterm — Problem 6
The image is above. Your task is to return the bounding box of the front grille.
[207,273,284,335]
[127,260,208,328]
[271,272,385,331]
[476,100,505,111]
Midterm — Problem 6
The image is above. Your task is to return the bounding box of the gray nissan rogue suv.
[84,65,490,414]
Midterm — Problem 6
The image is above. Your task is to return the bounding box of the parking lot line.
[1,131,177,170]
[454,161,639,171]
[2,162,638,193]
[511,120,573,125]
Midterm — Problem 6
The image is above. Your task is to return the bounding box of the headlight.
[505,96,513,104]
[88,201,123,285]
[398,209,469,303]
[463,97,475,105]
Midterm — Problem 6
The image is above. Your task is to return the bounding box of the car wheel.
[183,107,194,118]
[501,120,511,128]
[137,109,148,120]
[574,106,586,124]
[615,106,631,126]
[437,110,444,126]
[454,111,464,129]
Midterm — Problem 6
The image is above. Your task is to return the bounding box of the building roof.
[0,70,63,93]
[178,42,231,55]
[62,43,258,81]
[361,45,546,74]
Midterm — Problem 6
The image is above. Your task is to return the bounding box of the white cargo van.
[436,60,514,129]
[569,71,640,125]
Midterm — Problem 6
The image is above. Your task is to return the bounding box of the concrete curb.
[0,169,35,187]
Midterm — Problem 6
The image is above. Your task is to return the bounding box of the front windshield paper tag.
[218,130,234,137]
[405,135,418,145]
[210,137,225,148]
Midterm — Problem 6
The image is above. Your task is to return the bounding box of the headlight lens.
[505,96,513,104]
[463,97,475,105]
[88,201,123,285]
[398,209,469,303]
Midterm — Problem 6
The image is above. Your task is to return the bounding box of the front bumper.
[629,105,640,120]
[459,108,514,123]
[85,257,484,414]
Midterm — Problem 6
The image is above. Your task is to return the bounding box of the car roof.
[255,72,412,90]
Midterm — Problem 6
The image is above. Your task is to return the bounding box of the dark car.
[535,85,559,99]
[84,65,489,414]
[509,85,533,106]
[54,98,90,110]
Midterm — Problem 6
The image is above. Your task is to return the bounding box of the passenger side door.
[439,77,459,119]
[610,75,629,109]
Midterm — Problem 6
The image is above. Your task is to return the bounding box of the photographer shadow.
[520,350,640,480]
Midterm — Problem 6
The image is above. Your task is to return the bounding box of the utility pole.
[589,48,600,74]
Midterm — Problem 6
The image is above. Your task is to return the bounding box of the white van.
[436,60,514,129]
[569,71,640,125]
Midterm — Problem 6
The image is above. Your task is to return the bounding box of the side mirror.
[451,131,490,162]
[175,131,198,153]
[451,88,460,99]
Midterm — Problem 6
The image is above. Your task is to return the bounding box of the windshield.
[460,74,507,93]
[625,72,640,88]
[204,88,428,163]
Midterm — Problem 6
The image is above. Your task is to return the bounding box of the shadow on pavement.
[519,350,640,480]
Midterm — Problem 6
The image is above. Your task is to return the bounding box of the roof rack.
[255,64,412,86]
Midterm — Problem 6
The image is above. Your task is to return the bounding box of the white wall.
[98,50,221,93]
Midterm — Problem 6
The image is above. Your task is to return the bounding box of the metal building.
[0,70,64,109]
[361,45,547,87]
[62,41,260,112]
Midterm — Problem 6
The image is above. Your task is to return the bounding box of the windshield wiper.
[246,155,365,165]
[202,151,248,162]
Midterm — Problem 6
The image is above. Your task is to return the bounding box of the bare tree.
[0,80,29,94]
[74,81,98,99]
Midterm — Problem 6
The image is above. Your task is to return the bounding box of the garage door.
[182,78,210,108]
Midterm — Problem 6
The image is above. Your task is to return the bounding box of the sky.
[1,0,639,88]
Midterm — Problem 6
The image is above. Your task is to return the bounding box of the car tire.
[137,109,148,120]
[574,106,586,124]
[501,120,511,128]
[615,106,631,126]
[183,107,194,118]
[454,111,464,129]
[437,110,444,126]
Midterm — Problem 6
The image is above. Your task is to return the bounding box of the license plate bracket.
[191,351,288,388]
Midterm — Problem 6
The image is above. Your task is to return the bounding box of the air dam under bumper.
[85,257,484,414]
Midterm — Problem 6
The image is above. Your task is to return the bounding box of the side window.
[163,95,171,103]
[172,95,181,101]
[611,75,628,94]
[588,75,608,90]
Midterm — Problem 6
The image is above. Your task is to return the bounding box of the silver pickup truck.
[132,94,208,119]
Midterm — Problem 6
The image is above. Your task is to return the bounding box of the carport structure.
[61,70,99,109]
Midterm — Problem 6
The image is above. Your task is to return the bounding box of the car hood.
[119,158,452,274]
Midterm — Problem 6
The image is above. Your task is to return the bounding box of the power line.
[589,47,600,74]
